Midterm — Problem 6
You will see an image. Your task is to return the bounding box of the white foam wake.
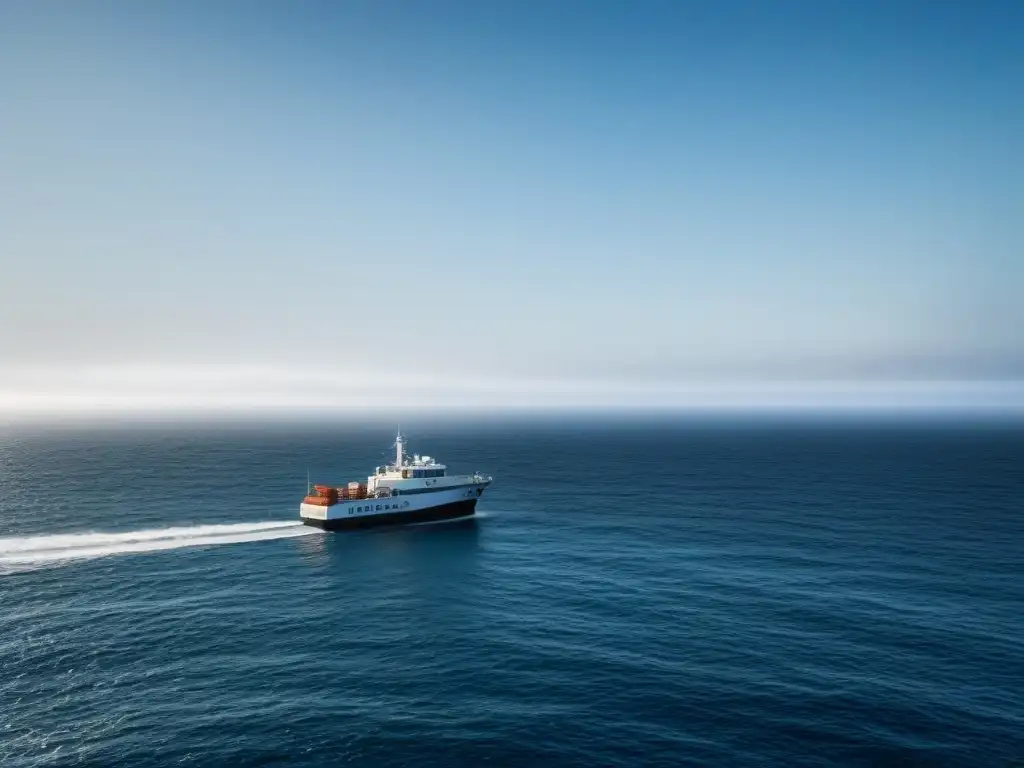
[0,521,318,569]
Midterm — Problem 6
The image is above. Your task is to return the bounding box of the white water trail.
[0,521,318,570]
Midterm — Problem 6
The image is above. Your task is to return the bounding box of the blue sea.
[1,418,1022,767]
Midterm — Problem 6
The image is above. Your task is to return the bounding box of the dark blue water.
[1,419,1022,767]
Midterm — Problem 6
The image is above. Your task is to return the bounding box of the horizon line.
[2,370,1022,420]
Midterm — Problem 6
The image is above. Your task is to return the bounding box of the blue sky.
[1,1,1021,413]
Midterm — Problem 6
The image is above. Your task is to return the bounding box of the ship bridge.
[399,455,446,479]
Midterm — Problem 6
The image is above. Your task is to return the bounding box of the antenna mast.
[395,428,405,468]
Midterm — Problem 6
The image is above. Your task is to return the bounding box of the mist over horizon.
[1,366,1022,424]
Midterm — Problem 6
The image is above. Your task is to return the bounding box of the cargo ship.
[299,432,492,530]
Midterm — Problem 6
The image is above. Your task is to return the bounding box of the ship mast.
[395,429,405,468]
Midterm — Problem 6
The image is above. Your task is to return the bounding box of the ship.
[299,431,492,530]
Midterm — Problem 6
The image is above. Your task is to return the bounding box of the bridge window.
[408,468,444,478]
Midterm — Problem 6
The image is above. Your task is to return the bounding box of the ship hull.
[302,498,477,531]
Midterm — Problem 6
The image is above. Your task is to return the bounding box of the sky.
[1,0,1022,415]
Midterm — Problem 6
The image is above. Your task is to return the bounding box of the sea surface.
[1,418,1022,767]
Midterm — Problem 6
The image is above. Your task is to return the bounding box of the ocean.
[1,418,1022,767]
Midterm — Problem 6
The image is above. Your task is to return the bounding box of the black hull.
[302,498,477,531]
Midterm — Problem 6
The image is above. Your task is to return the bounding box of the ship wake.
[0,521,318,573]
